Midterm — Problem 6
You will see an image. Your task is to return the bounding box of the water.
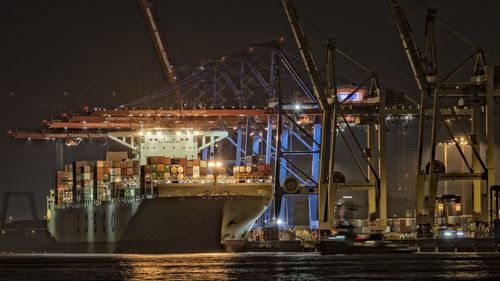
[1,253,500,280]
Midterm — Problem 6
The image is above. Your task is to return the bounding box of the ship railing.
[157,177,273,185]
[53,194,158,209]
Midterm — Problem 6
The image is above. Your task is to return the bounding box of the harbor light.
[276,219,283,226]
[294,104,301,110]
[208,161,223,168]
[442,230,453,238]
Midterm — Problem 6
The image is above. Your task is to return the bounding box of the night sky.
[1,0,499,219]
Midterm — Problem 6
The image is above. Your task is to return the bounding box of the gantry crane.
[138,0,182,107]
[387,0,436,224]
[387,0,497,224]
[282,0,338,231]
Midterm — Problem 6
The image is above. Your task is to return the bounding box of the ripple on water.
[1,253,500,280]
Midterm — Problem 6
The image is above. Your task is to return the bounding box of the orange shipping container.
[164,157,171,165]
[157,164,165,172]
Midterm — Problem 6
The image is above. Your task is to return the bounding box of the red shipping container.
[200,167,208,176]
[257,164,266,172]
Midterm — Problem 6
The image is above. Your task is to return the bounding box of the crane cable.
[418,0,500,65]
[295,6,420,106]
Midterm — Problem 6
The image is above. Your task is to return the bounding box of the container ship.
[46,130,273,253]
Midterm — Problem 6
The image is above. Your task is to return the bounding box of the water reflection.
[1,253,500,280]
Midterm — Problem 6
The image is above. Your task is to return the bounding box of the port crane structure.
[387,0,499,223]
[10,1,500,230]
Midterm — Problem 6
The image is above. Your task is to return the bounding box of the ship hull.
[48,194,271,253]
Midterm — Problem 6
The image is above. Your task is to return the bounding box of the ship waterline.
[47,182,273,253]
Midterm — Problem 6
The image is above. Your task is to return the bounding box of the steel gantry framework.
[11,35,490,228]
[10,1,500,232]
[388,0,500,224]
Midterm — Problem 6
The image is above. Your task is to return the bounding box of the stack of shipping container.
[53,154,272,206]
[232,164,272,180]
[54,159,140,206]
[109,159,140,198]
[96,160,110,201]
[55,164,73,205]
[141,156,209,182]
[140,156,209,195]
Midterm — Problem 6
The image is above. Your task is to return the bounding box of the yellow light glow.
[437,203,444,212]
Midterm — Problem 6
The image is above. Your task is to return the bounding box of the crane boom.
[282,0,337,230]
[282,0,328,109]
[387,0,429,91]
[138,0,181,106]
